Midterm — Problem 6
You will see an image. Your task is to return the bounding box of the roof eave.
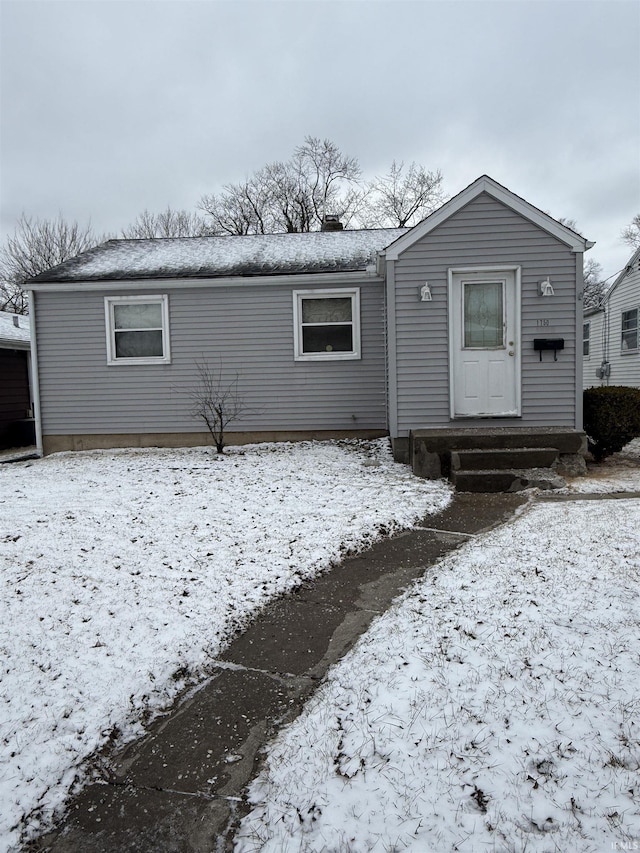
[0,338,30,350]
[583,305,605,317]
[28,269,384,293]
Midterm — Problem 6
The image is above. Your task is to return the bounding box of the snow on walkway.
[0,439,452,851]
[236,463,640,852]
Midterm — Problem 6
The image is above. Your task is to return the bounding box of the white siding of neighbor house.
[603,258,640,389]
[583,308,605,389]
[389,193,582,436]
[583,254,640,390]
[34,277,388,436]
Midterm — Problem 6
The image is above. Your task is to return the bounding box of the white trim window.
[105,295,171,365]
[621,308,638,353]
[293,288,361,361]
[583,321,590,357]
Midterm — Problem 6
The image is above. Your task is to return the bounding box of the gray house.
[28,176,592,489]
[583,246,640,390]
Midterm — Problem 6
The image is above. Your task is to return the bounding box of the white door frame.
[448,265,522,419]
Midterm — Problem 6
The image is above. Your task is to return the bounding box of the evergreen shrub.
[583,386,640,461]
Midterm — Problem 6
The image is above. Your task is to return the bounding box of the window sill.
[107,357,172,366]
[294,352,361,362]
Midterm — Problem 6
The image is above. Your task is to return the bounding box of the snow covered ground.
[2,439,639,853]
[236,448,640,853]
[0,439,452,851]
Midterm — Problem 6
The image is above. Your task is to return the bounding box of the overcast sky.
[1,0,638,279]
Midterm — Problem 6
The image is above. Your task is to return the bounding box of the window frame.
[621,307,638,354]
[292,288,361,361]
[583,321,590,358]
[105,294,171,365]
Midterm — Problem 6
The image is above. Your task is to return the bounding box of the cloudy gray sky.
[1,0,639,279]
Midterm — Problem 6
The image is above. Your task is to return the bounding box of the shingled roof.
[29,228,408,284]
[0,311,30,349]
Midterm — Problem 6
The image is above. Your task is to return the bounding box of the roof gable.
[383,175,593,260]
[602,245,640,303]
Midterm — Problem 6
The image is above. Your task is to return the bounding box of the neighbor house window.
[105,295,171,365]
[583,321,590,357]
[293,288,361,360]
[621,308,638,352]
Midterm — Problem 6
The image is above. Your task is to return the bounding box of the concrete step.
[450,447,559,471]
[411,427,586,453]
[410,428,587,482]
[452,467,566,493]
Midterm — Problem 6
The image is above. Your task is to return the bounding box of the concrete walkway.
[33,492,528,853]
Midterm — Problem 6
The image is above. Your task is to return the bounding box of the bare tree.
[200,175,272,235]
[557,216,580,233]
[0,275,29,315]
[293,136,363,227]
[199,136,367,234]
[583,257,606,308]
[200,140,446,235]
[621,213,640,249]
[554,218,606,308]
[364,162,445,227]
[0,214,105,314]
[189,360,248,453]
[122,207,212,239]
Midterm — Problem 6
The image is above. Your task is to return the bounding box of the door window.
[463,281,504,348]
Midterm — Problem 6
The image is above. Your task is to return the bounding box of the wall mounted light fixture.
[420,283,433,302]
[539,278,554,296]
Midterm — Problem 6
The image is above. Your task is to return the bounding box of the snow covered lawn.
[236,461,640,852]
[0,439,452,851]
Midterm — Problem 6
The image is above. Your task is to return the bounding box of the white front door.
[449,267,520,418]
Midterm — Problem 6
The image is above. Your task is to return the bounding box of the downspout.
[575,253,584,430]
[603,298,610,385]
[384,255,398,439]
[575,238,594,429]
[28,291,43,456]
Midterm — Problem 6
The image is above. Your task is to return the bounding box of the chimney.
[321,215,343,232]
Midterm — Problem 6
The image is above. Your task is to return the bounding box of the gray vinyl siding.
[34,278,387,435]
[391,193,580,435]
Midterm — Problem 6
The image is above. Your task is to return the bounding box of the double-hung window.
[105,295,171,365]
[583,321,590,357]
[621,308,638,352]
[293,288,361,361]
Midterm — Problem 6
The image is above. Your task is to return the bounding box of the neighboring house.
[27,176,593,487]
[583,246,640,389]
[0,311,33,449]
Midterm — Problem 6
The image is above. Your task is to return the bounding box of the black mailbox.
[534,338,565,361]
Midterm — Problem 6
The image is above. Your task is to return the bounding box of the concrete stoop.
[411,427,587,493]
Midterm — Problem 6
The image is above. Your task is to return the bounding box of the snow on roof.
[0,311,30,348]
[30,229,408,284]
